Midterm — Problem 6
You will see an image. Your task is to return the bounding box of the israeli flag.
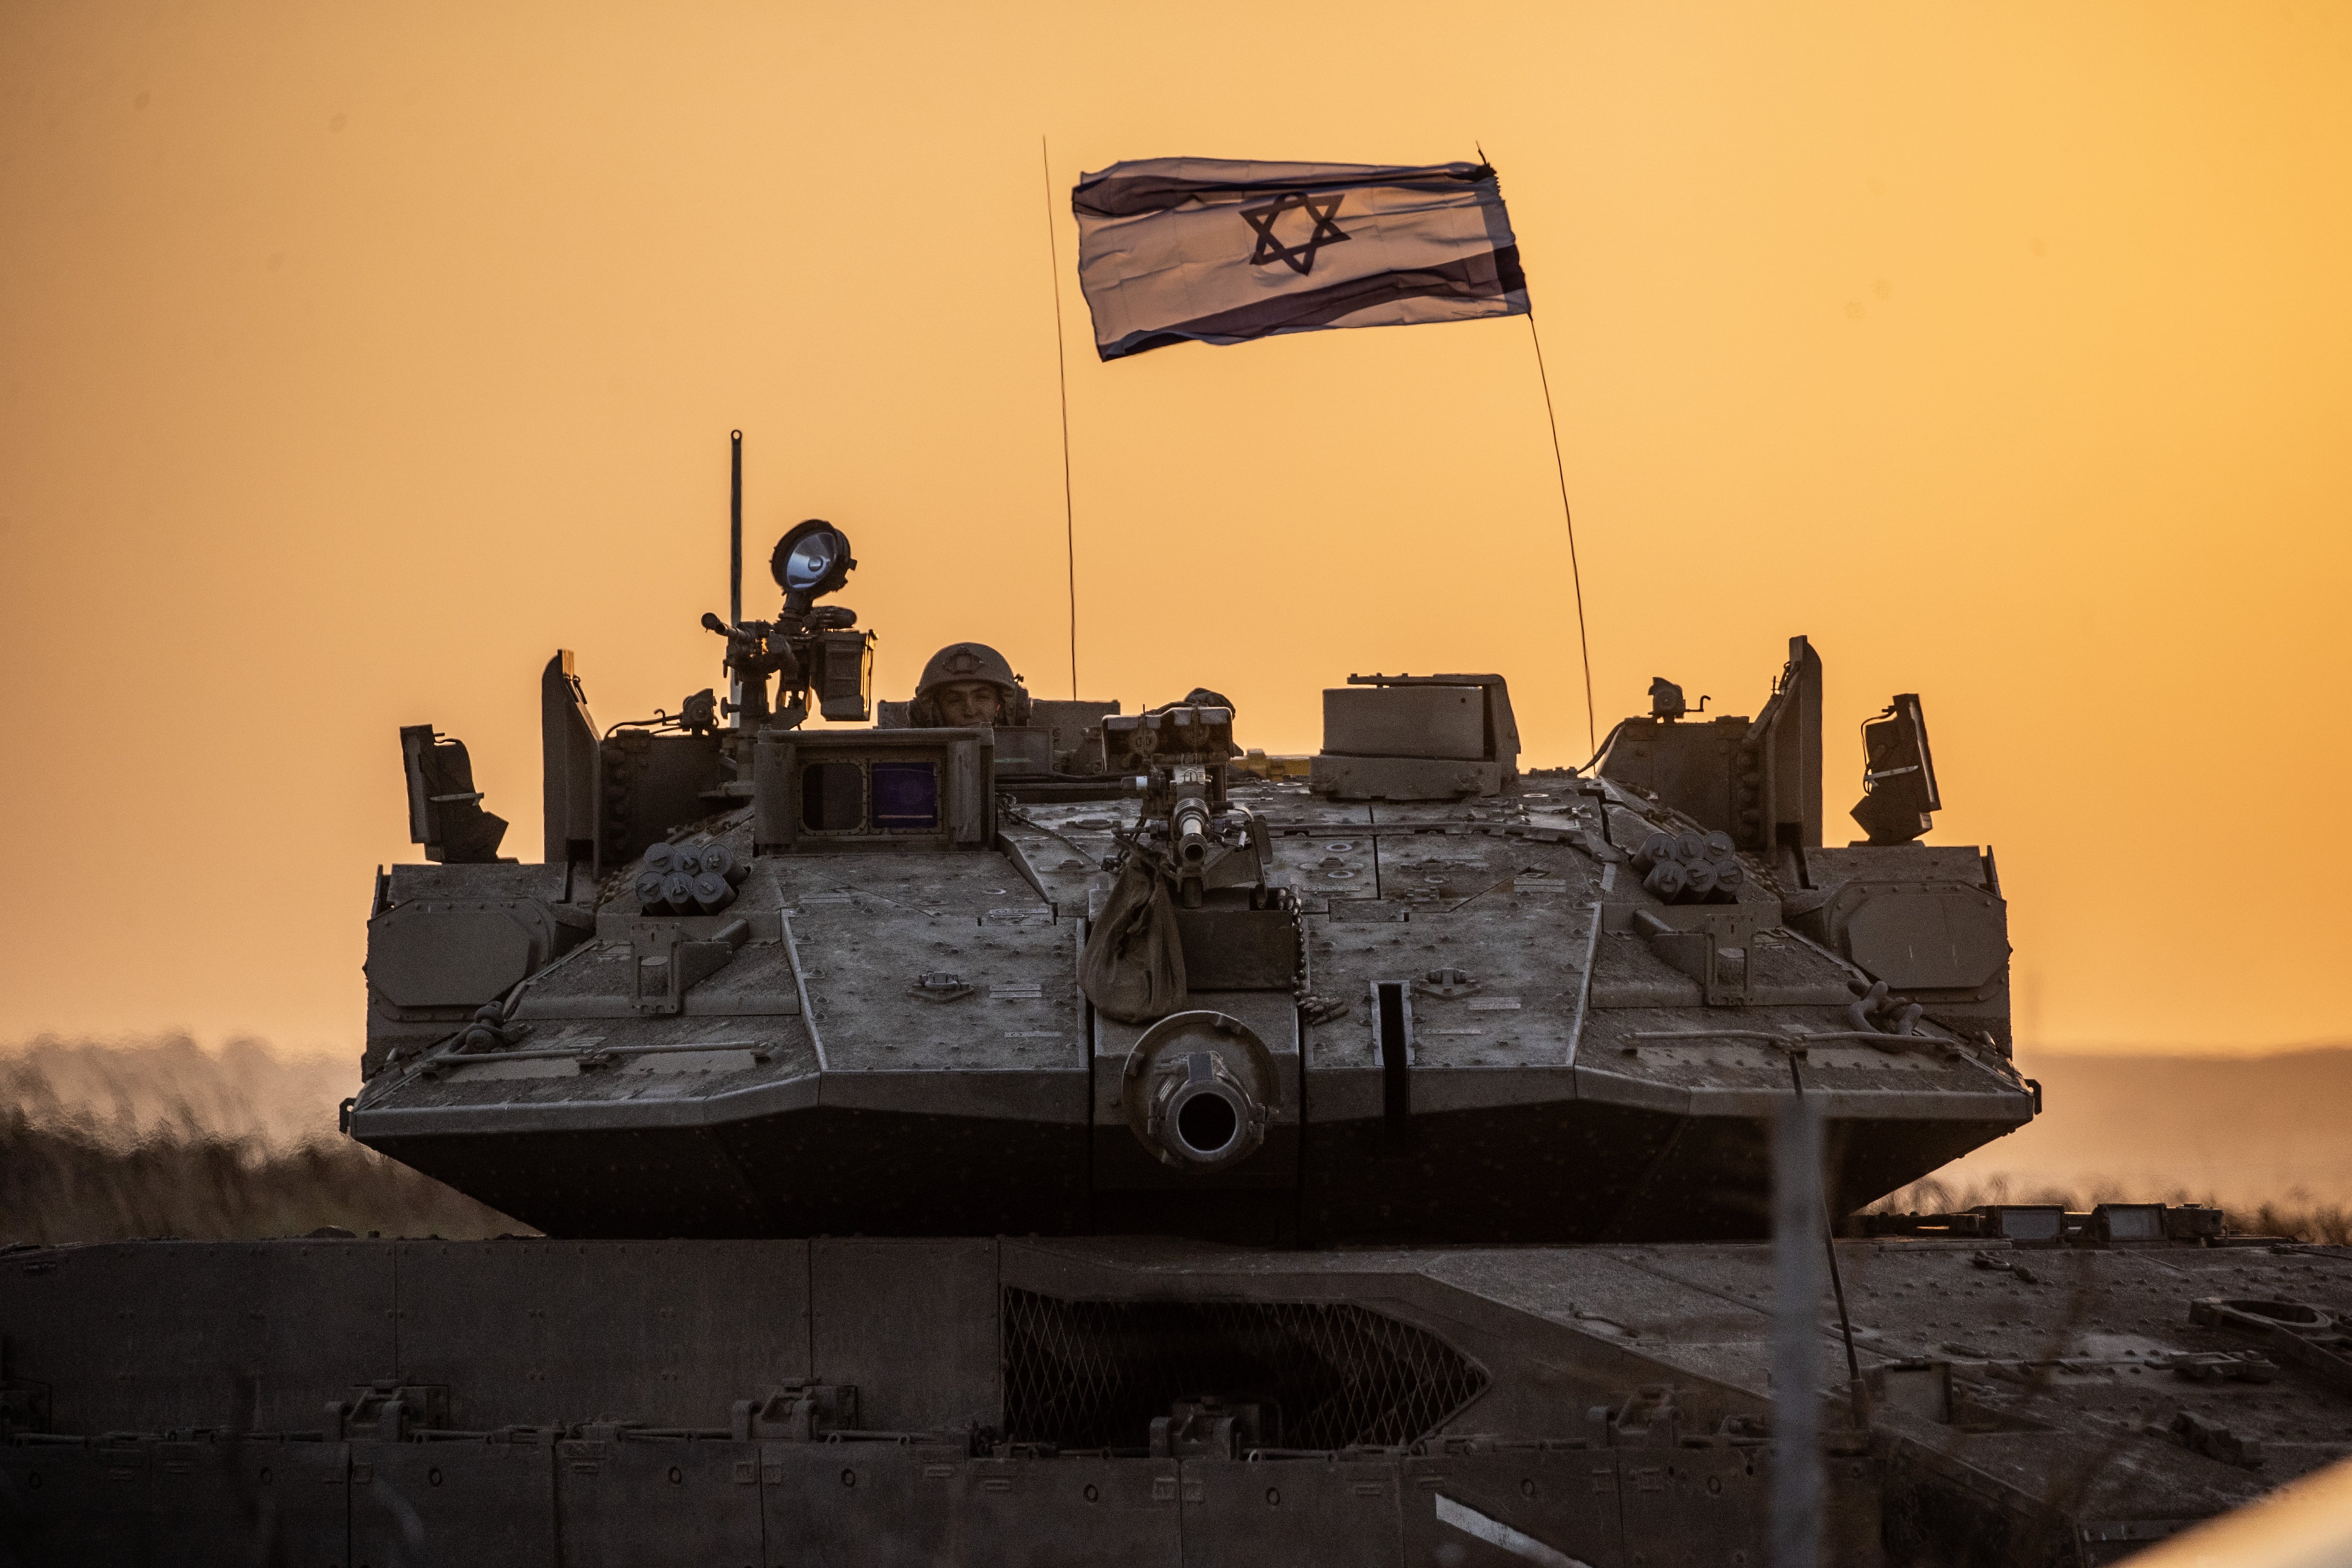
[1072,158,1528,361]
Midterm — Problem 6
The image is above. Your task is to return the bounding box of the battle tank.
[5,497,2350,1568]
[344,517,2025,1246]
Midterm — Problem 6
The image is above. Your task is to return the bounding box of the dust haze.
[1874,1047,2352,1243]
[0,1035,521,1245]
[5,1036,2345,1245]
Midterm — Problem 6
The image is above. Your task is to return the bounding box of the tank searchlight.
[770,518,855,610]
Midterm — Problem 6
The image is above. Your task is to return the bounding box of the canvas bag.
[1079,860,1188,1023]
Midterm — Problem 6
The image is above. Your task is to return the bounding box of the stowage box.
[1321,685,1487,759]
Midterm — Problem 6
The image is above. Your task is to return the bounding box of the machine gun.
[1100,703,1272,909]
[1081,700,1293,1026]
[699,517,874,730]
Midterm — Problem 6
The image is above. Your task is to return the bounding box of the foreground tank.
[9,509,2350,1567]
[344,524,2033,1244]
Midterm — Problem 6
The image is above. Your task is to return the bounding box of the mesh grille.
[1001,1289,1487,1451]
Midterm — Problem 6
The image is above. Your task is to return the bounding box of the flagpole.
[1041,136,1080,701]
[1525,310,1597,754]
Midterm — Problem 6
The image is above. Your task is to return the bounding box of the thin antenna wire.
[1792,1056,1871,1433]
[1525,310,1597,753]
[1822,1187,1867,1418]
[1042,135,1080,700]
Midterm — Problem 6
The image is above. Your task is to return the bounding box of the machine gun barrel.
[1171,796,1213,867]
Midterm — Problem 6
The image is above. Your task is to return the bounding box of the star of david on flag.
[1240,191,1352,274]
[1071,157,1527,360]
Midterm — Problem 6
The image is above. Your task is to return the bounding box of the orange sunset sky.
[2,3,2348,1060]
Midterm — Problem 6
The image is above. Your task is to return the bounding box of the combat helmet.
[912,642,1031,725]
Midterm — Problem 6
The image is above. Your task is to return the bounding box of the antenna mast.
[727,430,745,729]
[729,429,744,626]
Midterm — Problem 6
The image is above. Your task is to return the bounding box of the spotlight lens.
[770,519,853,598]
[782,532,837,591]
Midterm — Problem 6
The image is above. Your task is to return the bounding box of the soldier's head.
[912,643,1027,729]
[934,680,1004,728]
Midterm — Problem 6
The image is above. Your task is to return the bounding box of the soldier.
[908,642,1032,729]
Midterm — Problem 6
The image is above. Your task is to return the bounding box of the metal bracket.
[1632,908,1758,1006]
[630,919,749,1016]
[731,1383,859,1441]
[329,1381,450,1441]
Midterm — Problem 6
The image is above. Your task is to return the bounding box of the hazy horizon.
[8,1034,2346,1224]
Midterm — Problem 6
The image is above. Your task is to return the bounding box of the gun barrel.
[1172,799,1212,866]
